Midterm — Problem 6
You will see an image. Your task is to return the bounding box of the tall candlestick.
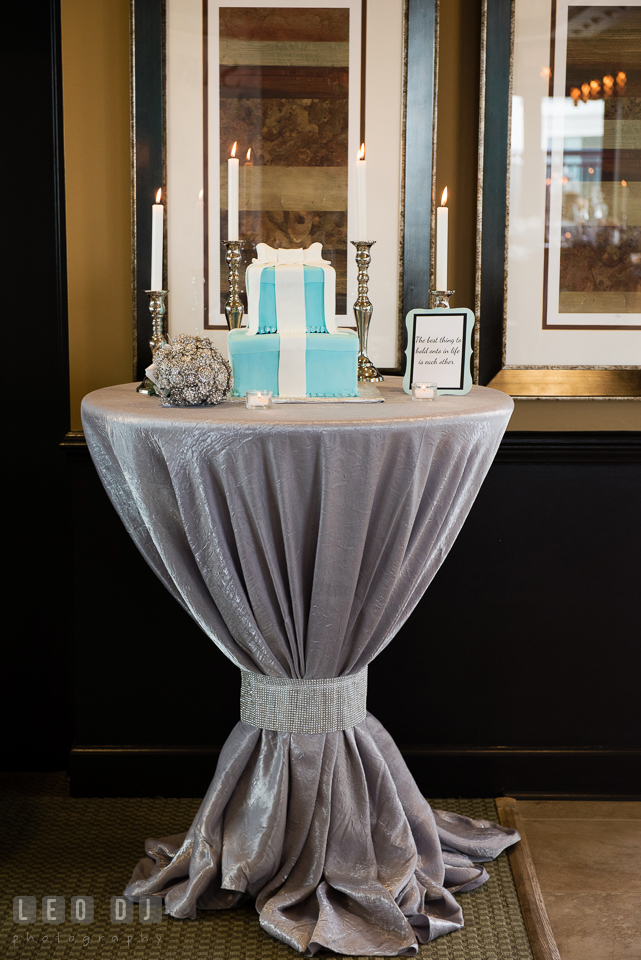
[151,188,163,290]
[356,143,368,240]
[435,186,448,291]
[228,141,239,241]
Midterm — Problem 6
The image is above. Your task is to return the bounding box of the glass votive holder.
[246,389,273,409]
[411,382,438,400]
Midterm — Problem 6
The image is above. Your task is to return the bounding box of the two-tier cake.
[228,242,359,398]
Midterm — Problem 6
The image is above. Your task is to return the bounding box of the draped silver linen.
[81,379,518,957]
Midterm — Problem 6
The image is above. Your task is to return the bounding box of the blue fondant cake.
[228,243,358,399]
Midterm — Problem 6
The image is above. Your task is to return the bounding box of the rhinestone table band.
[240,669,368,733]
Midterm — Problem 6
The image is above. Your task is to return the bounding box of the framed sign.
[477,0,641,398]
[130,0,438,380]
[402,307,475,395]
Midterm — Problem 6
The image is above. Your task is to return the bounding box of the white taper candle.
[435,187,448,291]
[356,143,368,240]
[228,141,239,241]
[151,188,163,290]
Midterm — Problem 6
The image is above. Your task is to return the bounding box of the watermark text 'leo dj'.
[13,896,163,924]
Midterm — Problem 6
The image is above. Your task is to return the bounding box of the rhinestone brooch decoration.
[153,334,233,406]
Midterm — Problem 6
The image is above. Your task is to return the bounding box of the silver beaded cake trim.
[240,669,368,733]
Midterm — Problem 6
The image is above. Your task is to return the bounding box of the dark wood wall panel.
[477,0,512,385]
[402,0,438,329]
[2,0,73,771]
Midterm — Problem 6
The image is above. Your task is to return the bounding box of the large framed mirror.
[477,0,641,398]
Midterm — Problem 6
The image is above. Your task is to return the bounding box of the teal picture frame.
[402,307,475,396]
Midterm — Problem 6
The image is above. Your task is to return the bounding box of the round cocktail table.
[81,377,518,957]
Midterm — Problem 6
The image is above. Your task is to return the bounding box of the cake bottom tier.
[228,329,359,398]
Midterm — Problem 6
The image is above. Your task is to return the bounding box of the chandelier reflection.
[569,71,626,104]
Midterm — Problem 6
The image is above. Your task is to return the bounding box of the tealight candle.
[246,389,272,409]
[411,382,438,400]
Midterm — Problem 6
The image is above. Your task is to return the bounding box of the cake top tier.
[245,242,337,335]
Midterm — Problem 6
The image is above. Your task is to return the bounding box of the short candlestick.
[429,290,455,310]
[137,290,169,394]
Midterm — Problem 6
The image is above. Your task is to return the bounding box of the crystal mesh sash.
[240,669,368,733]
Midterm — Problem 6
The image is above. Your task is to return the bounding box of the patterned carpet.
[0,774,533,959]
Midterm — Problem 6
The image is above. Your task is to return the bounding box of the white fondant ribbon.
[278,331,307,397]
[274,262,306,333]
[246,243,337,334]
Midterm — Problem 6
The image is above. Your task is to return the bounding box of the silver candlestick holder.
[223,240,244,329]
[137,289,168,394]
[430,290,455,309]
[351,240,383,382]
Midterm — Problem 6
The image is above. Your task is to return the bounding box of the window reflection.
[553,6,641,314]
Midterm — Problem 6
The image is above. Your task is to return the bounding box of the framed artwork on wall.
[477,0,641,397]
[130,0,438,380]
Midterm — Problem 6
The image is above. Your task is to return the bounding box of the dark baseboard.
[401,746,641,798]
[507,793,641,801]
[68,744,641,798]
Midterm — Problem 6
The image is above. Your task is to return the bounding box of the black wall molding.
[64,430,641,463]
[495,431,641,463]
[69,744,641,798]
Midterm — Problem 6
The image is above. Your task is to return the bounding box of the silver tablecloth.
[81,378,518,956]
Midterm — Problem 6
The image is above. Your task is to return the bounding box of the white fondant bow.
[253,242,330,266]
